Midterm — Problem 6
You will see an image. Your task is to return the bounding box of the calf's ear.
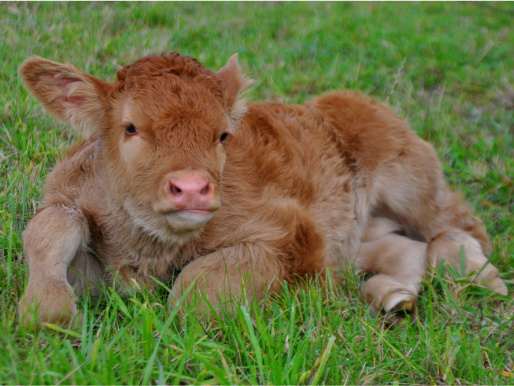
[216,54,253,127]
[19,57,110,138]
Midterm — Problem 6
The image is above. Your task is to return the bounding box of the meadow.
[0,2,513,384]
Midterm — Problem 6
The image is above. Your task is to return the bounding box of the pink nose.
[165,172,216,211]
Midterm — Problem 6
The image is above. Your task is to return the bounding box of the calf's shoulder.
[39,136,105,212]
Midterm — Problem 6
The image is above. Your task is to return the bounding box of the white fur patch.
[55,204,84,220]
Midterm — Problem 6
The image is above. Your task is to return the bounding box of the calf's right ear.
[20,57,111,138]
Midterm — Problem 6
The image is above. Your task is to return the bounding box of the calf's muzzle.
[163,171,217,213]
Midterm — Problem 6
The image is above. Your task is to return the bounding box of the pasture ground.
[0,2,513,384]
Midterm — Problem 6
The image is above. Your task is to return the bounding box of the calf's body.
[18,53,506,326]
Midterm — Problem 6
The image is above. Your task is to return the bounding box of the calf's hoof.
[365,287,418,318]
[482,276,508,296]
[18,288,79,329]
[383,290,418,315]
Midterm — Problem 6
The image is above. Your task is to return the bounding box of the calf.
[18,53,507,327]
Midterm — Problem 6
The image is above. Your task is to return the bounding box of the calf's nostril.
[200,185,210,195]
[169,184,182,196]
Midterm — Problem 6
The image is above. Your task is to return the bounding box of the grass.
[1,2,513,384]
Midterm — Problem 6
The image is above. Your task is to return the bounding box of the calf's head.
[20,53,250,243]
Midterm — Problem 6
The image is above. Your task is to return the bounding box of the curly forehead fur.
[114,53,224,105]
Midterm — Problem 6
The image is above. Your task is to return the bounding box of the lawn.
[0,2,513,384]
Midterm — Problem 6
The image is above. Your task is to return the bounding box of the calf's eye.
[125,124,138,136]
[219,132,228,143]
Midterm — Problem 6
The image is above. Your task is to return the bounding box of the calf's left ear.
[216,54,253,126]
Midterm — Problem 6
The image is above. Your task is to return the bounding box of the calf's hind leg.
[356,218,426,315]
[18,205,90,327]
[374,136,506,294]
[427,229,507,295]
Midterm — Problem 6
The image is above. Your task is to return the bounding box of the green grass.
[1,2,513,384]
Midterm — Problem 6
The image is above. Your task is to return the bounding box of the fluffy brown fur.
[18,53,506,327]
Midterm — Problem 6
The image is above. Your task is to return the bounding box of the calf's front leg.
[170,242,285,314]
[171,200,328,314]
[18,205,90,327]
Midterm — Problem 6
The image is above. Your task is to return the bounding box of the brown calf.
[18,53,507,327]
